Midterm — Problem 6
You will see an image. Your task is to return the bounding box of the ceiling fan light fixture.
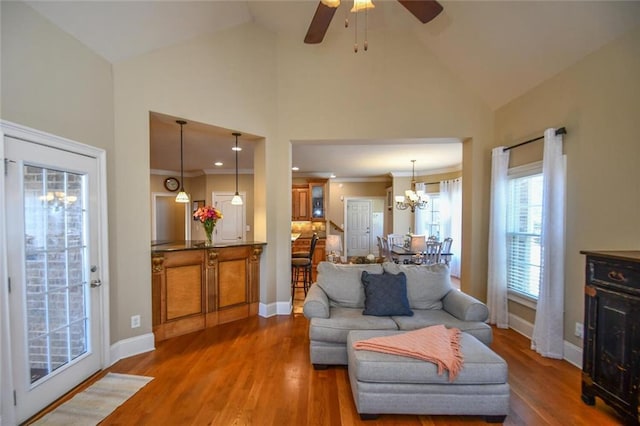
[321,0,341,8]
[351,0,374,13]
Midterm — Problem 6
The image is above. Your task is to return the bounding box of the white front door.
[3,128,107,423]
[213,192,246,244]
[346,200,372,257]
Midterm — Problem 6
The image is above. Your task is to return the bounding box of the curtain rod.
[503,127,567,152]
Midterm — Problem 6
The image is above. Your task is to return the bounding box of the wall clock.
[164,177,180,192]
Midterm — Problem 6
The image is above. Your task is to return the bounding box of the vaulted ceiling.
[25,1,640,177]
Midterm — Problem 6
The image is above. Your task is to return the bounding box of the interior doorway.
[212,192,246,244]
[151,193,190,241]
[344,197,385,257]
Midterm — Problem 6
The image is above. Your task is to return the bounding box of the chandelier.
[395,160,429,212]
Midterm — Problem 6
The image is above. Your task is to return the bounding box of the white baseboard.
[507,313,582,368]
[507,313,534,338]
[259,301,292,317]
[563,340,582,369]
[109,332,155,366]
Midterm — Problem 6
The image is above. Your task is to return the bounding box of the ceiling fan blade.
[397,0,443,24]
[304,2,338,44]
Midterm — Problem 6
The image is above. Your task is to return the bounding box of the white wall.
[1,2,115,423]
[112,22,279,337]
[495,25,640,347]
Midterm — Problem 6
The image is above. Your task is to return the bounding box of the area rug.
[32,372,153,425]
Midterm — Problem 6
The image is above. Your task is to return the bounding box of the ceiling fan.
[304,0,443,44]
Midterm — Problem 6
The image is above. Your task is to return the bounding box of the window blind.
[506,173,543,299]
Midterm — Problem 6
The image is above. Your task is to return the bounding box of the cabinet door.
[292,187,310,220]
[309,182,325,220]
[593,288,640,404]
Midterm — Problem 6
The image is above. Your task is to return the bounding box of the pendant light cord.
[177,120,187,191]
[235,135,239,193]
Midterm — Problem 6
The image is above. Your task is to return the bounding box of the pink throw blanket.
[353,325,464,381]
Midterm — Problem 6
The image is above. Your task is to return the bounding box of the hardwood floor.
[31,299,623,425]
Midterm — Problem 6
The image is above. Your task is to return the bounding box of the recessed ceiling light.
[330,173,336,178]
[292,166,299,171]
[214,162,223,167]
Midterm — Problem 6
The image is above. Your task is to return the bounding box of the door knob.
[90,279,102,288]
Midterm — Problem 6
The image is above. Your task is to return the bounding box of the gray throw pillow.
[382,262,452,309]
[316,262,383,308]
[361,271,414,317]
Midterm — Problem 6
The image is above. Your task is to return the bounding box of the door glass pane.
[23,165,88,384]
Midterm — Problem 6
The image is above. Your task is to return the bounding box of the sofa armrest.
[442,290,489,322]
[303,283,330,319]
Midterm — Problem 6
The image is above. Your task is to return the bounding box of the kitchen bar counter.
[152,240,266,252]
[151,240,266,341]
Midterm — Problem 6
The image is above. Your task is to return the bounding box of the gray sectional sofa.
[303,261,492,368]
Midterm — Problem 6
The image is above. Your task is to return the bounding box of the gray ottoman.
[347,330,509,423]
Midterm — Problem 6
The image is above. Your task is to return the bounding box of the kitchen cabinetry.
[292,186,310,220]
[309,181,326,220]
[581,250,640,424]
[292,180,327,221]
[151,242,265,342]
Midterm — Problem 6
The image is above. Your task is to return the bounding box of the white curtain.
[487,147,510,329]
[414,182,427,236]
[531,129,566,359]
[439,178,462,277]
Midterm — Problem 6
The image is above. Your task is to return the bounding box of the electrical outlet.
[575,322,583,338]
[131,315,141,329]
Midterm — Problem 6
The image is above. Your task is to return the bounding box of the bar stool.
[291,233,319,299]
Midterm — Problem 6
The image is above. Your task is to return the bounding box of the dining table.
[390,244,453,265]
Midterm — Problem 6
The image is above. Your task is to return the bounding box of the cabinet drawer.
[587,257,640,295]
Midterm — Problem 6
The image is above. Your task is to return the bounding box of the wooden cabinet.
[292,180,327,221]
[292,186,310,220]
[151,243,264,342]
[581,250,640,424]
[309,181,326,220]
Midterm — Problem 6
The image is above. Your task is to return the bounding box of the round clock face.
[164,177,180,192]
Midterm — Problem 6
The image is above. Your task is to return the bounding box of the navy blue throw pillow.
[361,271,414,317]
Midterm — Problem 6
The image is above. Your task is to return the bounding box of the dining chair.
[387,233,404,249]
[376,236,384,258]
[424,241,442,265]
[440,237,453,266]
[381,237,392,262]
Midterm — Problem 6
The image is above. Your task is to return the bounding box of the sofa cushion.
[316,262,384,308]
[382,262,452,310]
[391,309,493,345]
[361,271,413,317]
[309,307,399,344]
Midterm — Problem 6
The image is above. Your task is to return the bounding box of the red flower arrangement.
[193,206,223,244]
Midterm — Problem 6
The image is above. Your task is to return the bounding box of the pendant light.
[175,120,190,203]
[231,132,243,206]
